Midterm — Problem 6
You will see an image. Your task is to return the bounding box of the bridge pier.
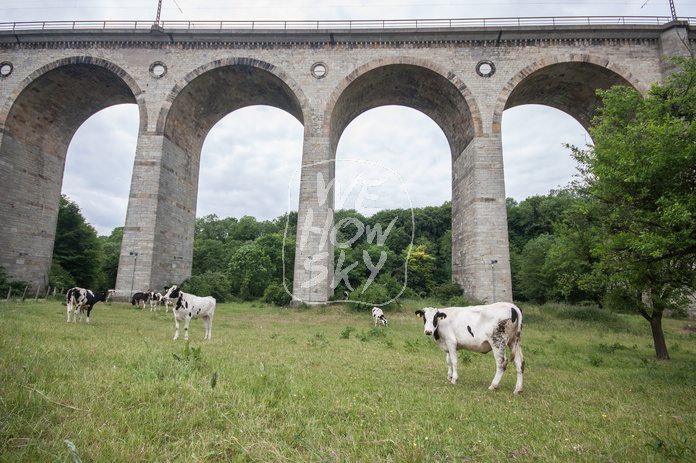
[452,136,512,303]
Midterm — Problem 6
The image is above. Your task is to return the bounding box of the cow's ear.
[436,312,447,320]
[415,310,424,318]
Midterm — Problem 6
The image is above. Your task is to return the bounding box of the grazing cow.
[66,287,107,324]
[372,307,388,327]
[131,291,149,308]
[162,285,216,341]
[149,292,163,311]
[415,302,524,394]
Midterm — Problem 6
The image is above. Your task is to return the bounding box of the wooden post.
[34,286,40,301]
[45,286,51,299]
[5,287,10,301]
[21,286,29,302]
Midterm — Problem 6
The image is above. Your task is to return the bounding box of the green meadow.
[1,299,695,462]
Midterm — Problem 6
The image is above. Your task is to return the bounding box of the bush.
[180,271,232,302]
[0,266,31,298]
[432,282,463,304]
[346,282,399,312]
[48,260,76,291]
[263,284,292,307]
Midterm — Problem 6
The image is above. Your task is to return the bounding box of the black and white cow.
[149,292,163,311]
[162,285,216,341]
[415,302,524,394]
[131,291,149,308]
[372,307,388,327]
[66,287,107,324]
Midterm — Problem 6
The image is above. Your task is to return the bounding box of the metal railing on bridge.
[0,16,690,32]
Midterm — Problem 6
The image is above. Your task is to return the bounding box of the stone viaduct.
[0,18,692,303]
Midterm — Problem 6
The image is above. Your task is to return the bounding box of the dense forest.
[0,188,606,309]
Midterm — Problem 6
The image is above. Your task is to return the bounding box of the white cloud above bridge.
[2,0,693,235]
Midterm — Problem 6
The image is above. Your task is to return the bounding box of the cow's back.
[437,303,520,352]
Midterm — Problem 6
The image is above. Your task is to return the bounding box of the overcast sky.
[2,1,694,235]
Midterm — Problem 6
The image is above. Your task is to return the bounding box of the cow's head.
[415,307,447,336]
[162,285,181,302]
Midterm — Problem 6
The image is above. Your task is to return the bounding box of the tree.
[227,244,272,301]
[569,56,696,359]
[51,195,102,289]
[98,226,123,290]
[405,244,437,296]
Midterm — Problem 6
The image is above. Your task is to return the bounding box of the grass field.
[1,298,695,462]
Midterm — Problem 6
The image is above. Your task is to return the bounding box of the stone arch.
[156,57,307,156]
[325,56,482,161]
[123,58,307,293]
[0,57,143,288]
[493,54,643,133]
[0,56,145,135]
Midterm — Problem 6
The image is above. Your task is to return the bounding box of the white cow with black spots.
[66,287,107,324]
[415,302,524,394]
[162,285,216,341]
[372,307,388,327]
[149,292,163,311]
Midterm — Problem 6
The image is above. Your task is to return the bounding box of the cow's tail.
[509,304,523,363]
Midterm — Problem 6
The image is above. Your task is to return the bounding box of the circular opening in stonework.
[0,62,13,77]
[311,62,327,79]
[476,60,495,78]
[150,61,167,78]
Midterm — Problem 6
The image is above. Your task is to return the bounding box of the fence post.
[5,287,10,301]
[34,286,41,301]
[21,286,29,302]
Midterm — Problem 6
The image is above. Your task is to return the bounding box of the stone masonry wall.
[0,23,691,302]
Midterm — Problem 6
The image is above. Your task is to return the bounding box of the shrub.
[180,271,232,302]
[263,284,292,307]
[346,282,398,312]
[432,281,464,304]
[0,265,31,297]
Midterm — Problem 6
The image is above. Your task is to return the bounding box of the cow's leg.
[183,313,192,341]
[173,317,181,340]
[489,345,508,391]
[446,345,459,384]
[511,335,524,395]
[67,302,72,323]
[86,306,92,324]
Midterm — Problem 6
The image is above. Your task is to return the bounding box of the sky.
[2,1,694,236]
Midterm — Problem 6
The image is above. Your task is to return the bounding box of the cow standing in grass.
[162,285,216,341]
[66,287,107,324]
[415,302,524,394]
[149,292,163,311]
[131,291,149,308]
[372,307,388,327]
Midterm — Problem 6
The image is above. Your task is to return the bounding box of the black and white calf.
[162,285,216,341]
[149,292,163,311]
[66,287,107,324]
[372,307,388,327]
[131,291,149,308]
[415,302,524,394]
